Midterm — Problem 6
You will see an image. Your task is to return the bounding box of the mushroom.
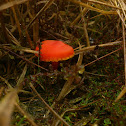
[35,40,74,70]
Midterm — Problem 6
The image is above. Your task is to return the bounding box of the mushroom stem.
[52,62,59,70]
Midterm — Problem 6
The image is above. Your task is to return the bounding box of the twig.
[29,82,70,126]
[15,102,38,126]
[122,14,126,86]
[79,1,90,47]
[9,0,22,40]
[84,47,122,67]
[26,0,55,29]
[115,11,126,102]
[75,41,122,54]
[3,47,48,71]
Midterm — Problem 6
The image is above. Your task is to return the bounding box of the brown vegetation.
[0,0,126,126]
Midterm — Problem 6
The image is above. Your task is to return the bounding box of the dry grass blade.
[3,47,48,71]
[15,102,38,126]
[71,8,88,26]
[110,0,126,27]
[57,47,122,102]
[76,40,84,67]
[32,7,39,43]
[0,65,27,89]
[7,45,38,54]
[115,86,126,102]
[0,89,17,126]
[79,2,90,47]
[75,41,122,54]
[17,64,27,87]
[122,12,126,86]
[57,76,75,102]
[117,0,126,19]
[84,47,122,67]
[18,47,38,54]
[26,0,55,29]
[0,0,28,11]
[66,0,117,14]
[0,12,10,44]
[114,0,126,101]
[9,0,22,40]
[29,82,70,126]
[88,0,122,10]
[0,65,37,125]
[6,27,20,46]
[0,76,13,89]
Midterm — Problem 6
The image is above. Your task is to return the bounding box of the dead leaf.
[0,89,17,126]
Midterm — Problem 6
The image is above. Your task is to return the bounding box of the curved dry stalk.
[110,0,126,101]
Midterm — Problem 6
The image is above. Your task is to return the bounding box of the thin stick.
[9,0,22,40]
[5,27,20,46]
[15,102,38,126]
[122,13,126,87]
[29,83,70,126]
[75,41,122,55]
[26,0,55,29]
[84,47,122,67]
[80,1,90,47]
[115,86,126,102]
[115,13,126,102]
[3,47,48,71]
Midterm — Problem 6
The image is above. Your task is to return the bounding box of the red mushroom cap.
[35,40,74,62]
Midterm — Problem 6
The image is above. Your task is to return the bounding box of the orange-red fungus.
[35,40,74,69]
